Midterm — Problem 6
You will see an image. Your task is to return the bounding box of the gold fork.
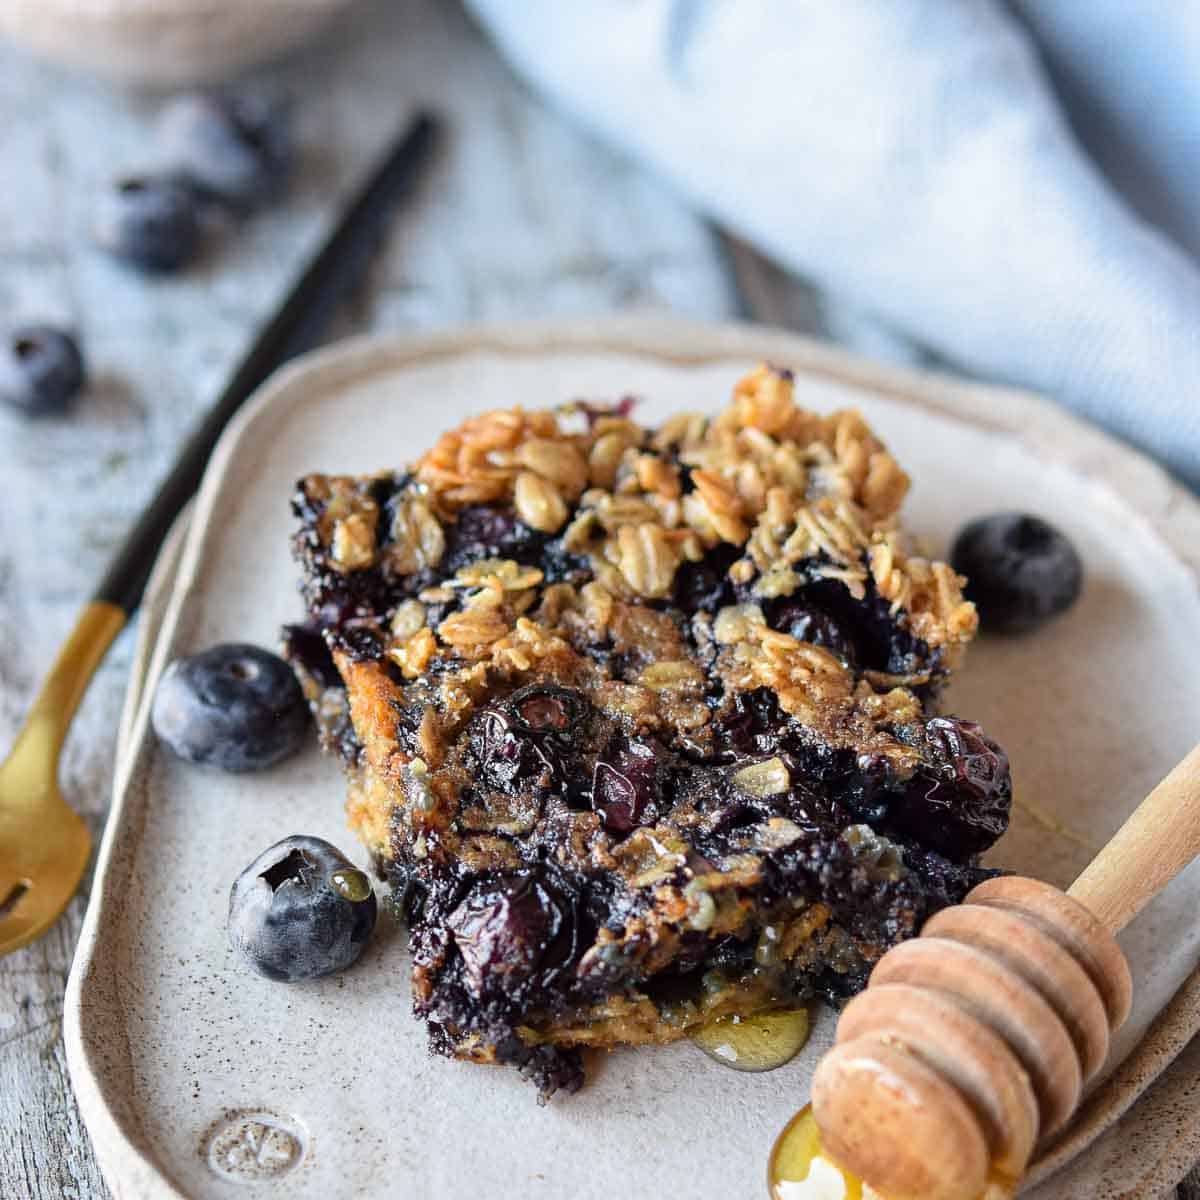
[0,604,126,954]
[0,114,440,958]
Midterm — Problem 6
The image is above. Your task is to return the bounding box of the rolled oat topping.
[284,364,1008,1098]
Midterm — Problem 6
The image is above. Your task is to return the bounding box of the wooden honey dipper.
[808,742,1200,1200]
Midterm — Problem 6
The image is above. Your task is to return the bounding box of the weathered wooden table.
[0,1,1194,1197]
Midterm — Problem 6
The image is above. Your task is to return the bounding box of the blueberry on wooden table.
[157,91,293,210]
[951,512,1083,634]
[229,836,377,982]
[151,644,309,771]
[0,325,85,415]
[93,175,201,272]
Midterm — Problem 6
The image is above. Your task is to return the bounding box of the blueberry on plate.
[151,643,309,771]
[0,325,85,416]
[229,835,377,982]
[951,512,1083,634]
[94,175,201,272]
[157,91,292,209]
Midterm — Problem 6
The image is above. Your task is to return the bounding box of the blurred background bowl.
[0,0,357,88]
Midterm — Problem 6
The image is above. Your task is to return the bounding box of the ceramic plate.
[65,319,1200,1198]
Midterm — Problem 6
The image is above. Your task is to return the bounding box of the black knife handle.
[93,112,440,614]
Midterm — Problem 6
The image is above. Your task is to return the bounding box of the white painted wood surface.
[0,3,733,1197]
[0,1,1194,1197]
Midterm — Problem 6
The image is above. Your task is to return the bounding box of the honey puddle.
[690,1006,811,1073]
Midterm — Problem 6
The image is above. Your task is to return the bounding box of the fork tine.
[0,882,39,955]
[0,877,31,918]
[0,876,82,957]
[0,807,91,957]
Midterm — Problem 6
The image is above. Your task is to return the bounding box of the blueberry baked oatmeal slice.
[285,365,1011,1097]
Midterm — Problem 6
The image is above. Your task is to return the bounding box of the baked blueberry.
[441,505,538,574]
[151,643,309,771]
[94,176,201,273]
[473,684,588,795]
[769,600,856,667]
[951,512,1083,634]
[591,736,660,833]
[447,876,559,996]
[157,91,293,209]
[228,835,377,982]
[0,325,85,416]
[889,717,1012,861]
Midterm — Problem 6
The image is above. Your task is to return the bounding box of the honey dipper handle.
[1067,742,1200,933]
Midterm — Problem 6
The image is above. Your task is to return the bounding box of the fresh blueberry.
[951,512,1083,634]
[94,175,201,273]
[151,643,309,771]
[157,91,293,209]
[228,835,377,982]
[0,326,85,416]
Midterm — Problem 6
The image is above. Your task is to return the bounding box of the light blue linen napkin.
[466,0,1200,490]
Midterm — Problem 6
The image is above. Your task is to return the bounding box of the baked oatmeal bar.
[284,365,1011,1096]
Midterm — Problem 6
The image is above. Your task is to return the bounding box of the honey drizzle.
[768,1106,862,1200]
[767,1105,1018,1200]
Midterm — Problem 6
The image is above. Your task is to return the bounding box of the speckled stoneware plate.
[65,319,1200,1199]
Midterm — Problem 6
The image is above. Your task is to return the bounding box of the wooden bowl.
[0,0,357,88]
